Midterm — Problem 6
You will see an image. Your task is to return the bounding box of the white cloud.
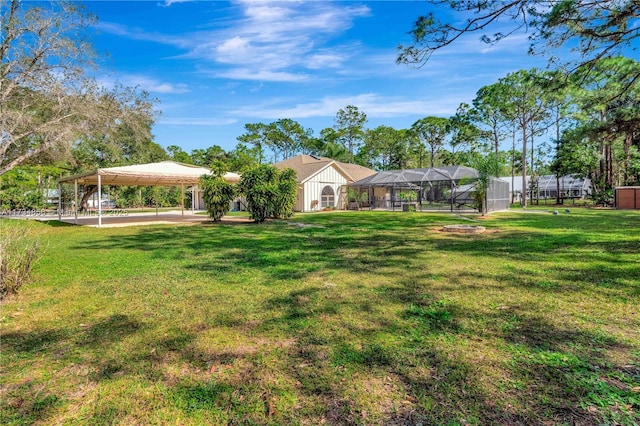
[433,30,531,57]
[99,1,372,82]
[207,2,370,79]
[96,22,130,37]
[230,93,462,120]
[216,36,251,57]
[97,74,190,94]
[158,117,237,126]
[214,68,308,82]
[242,3,291,23]
[96,22,182,46]
[306,52,347,69]
[478,33,531,54]
[122,75,190,94]
[151,83,190,94]
[160,0,193,7]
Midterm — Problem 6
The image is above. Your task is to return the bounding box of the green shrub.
[347,187,368,210]
[201,175,236,221]
[591,188,614,206]
[238,165,297,223]
[0,222,40,299]
[272,168,297,219]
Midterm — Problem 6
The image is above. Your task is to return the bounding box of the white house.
[274,155,376,212]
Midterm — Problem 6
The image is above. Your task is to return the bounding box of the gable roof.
[59,161,240,186]
[338,161,380,182]
[273,154,376,184]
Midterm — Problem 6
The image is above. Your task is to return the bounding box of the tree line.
[397,0,640,207]
[2,0,639,210]
[210,58,638,208]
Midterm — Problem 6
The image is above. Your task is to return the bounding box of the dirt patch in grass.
[432,226,500,234]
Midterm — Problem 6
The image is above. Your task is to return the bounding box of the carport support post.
[74,179,78,225]
[58,182,62,221]
[181,183,185,217]
[97,173,102,228]
[155,186,158,217]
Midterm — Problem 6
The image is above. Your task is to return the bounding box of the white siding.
[195,187,204,209]
[300,165,348,212]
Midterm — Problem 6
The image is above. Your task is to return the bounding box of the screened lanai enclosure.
[348,165,510,213]
[534,175,592,200]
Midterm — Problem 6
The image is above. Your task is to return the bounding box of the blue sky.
[84,0,551,153]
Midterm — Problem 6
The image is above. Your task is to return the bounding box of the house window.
[321,185,335,208]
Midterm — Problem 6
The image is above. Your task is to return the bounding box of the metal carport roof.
[59,161,240,186]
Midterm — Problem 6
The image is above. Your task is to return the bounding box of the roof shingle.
[274,154,376,183]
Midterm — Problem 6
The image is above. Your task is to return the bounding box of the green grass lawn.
[1,209,639,425]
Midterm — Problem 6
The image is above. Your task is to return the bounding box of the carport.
[58,161,240,227]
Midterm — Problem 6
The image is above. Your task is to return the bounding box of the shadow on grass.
[39,219,77,227]
[6,211,638,424]
[1,314,143,424]
[251,282,636,424]
[68,211,639,292]
[3,287,636,424]
[3,312,288,424]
